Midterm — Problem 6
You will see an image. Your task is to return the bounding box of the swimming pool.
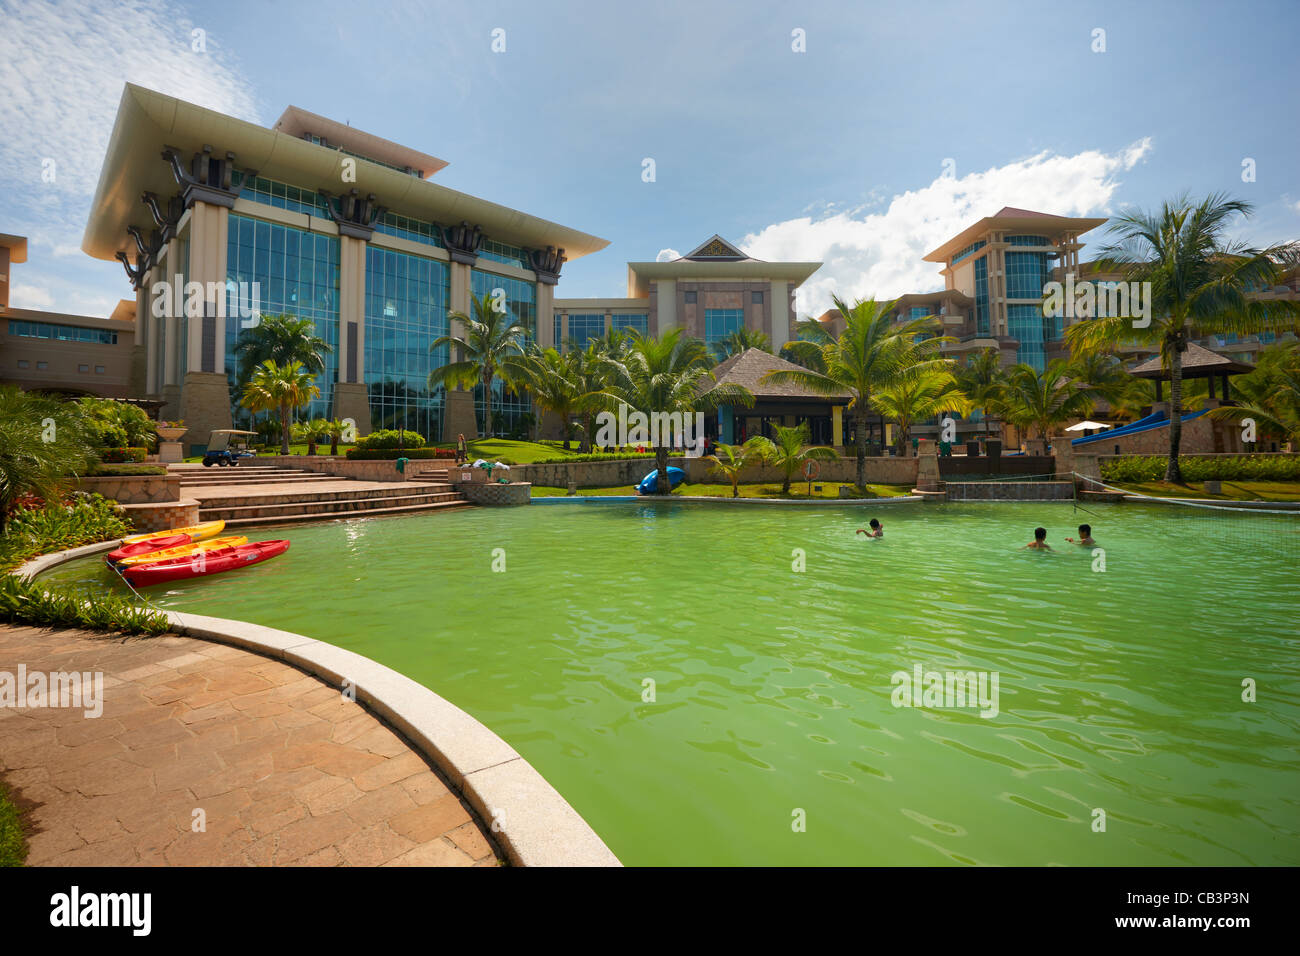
[40,500,1300,865]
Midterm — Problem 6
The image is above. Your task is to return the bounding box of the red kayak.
[122,540,290,588]
[106,534,191,564]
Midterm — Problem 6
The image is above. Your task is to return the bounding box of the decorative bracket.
[439,220,482,265]
[528,245,567,285]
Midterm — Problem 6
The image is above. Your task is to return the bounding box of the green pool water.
[41,500,1300,866]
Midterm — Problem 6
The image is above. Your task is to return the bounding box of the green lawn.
[1112,480,1300,502]
[0,783,26,866]
[429,438,655,465]
[531,481,914,500]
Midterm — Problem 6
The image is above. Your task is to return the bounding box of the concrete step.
[191,483,455,508]
[208,497,471,526]
[200,490,467,521]
[178,472,338,486]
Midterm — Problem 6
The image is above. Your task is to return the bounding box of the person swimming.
[1065,523,1096,547]
[856,519,884,538]
[1023,526,1052,550]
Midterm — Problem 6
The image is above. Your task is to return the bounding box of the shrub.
[99,447,147,463]
[535,451,659,464]
[0,575,170,636]
[85,463,168,477]
[0,495,133,571]
[77,397,157,450]
[354,429,426,450]
[345,447,455,460]
[1100,454,1300,483]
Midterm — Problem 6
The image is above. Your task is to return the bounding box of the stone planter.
[156,425,187,464]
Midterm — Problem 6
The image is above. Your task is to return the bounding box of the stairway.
[174,464,471,526]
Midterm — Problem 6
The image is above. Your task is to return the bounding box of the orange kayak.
[123,540,290,588]
[114,535,248,567]
[121,520,225,546]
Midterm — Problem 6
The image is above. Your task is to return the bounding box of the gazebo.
[1129,342,1255,406]
[700,348,852,447]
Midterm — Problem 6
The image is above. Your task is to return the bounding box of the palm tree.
[0,387,97,535]
[748,423,839,494]
[429,291,529,439]
[318,418,349,456]
[760,296,948,487]
[780,317,832,373]
[240,360,321,455]
[504,346,615,450]
[234,312,331,386]
[604,329,755,493]
[703,438,767,497]
[290,418,331,455]
[1207,342,1300,445]
[871,365,972,457]
[995,360,1094,449]
[713,327,772,361]
[1065,350,1131,410]
[1064,192,1300,482]
[955,348,1007,443]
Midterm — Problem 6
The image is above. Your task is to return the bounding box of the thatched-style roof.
[701,348,851,402]
[1129,342,1255,379]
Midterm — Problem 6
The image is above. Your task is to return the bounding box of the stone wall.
[945,481,1075,500]
[455,482,531,506]
[74,474,180,504]
[117,498,201,533]
[260,455,446,483]
[508,455,919,488]
[1070,414,1244,458]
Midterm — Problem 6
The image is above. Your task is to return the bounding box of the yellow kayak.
[122,520,225,545]
[115,536,248,567]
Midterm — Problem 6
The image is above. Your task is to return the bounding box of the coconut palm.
[760,296,948,487]
[871,365,972,457]
[954,348,1007,442]
[748,423,839,494]
[0,387,97,535]
[995,360,1094,447]
[234,312,332,386]
[779,317,832,373]
[1207,342,1300,444]
[712,327,772,361]
[604,329,755,493]
[1064,192,1300,482]
[429,291,529,439]
[703,438,768,497]
[504,346,616,450]
[240,360,321,455]
[316,418,350,456]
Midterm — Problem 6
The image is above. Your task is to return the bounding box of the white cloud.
[656,247,680,262]
[0,0,261,311]
[1293,199,1300,215]
[743,138,1153,316]
[10,284,55,309]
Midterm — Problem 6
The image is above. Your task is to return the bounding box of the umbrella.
[1065,420,1109,431]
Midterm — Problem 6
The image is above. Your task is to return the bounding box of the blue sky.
[1,0,1297,318]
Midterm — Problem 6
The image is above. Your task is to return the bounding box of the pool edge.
[15,539,623,869]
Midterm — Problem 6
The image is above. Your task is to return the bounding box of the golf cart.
[202,429,258,467]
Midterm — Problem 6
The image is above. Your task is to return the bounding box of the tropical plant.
[239,360,321,456]
[748,423,839,493]
[1206,341,1300,444]
[0,494,133,571]
[0,387,97,536]
[712,327,772,361]
[954,348,1007,441]
[234,312,332,385]
[603,329,755,493]
[871,364,972,456]
[429,291,529,439]
[76,396,157,450]
[703,438,767,497]
[503,346,612,451]
[317,418,351,456]
[289,418,331,456]
[760,296,948,487]
[1064,192,1300,481]
[994,360,1094,445]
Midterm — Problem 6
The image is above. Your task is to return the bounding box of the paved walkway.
[0,626,499,866]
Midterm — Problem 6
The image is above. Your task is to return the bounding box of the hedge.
[86,463,168,477]
[533,452,658,464]
[355,429,426,450]
[1100,455,1300,483]
[100,447,147,463]
[345,447,456,460]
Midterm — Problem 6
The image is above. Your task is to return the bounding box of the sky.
[1,0,1297,320]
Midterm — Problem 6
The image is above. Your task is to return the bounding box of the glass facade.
[364,247,449,441]
[225,214,340,423]
[704,308,744,344]
[1008,304,1048,371]
[8,320,117,345]
[478,238,529,271]
[611,314,649,336]
[951,240,986,265]
[566,313,606,348]
[1007,234,1050,246]
[374,211,444,249]
[471,268,536,435]
[908,306,930,321]
[974,258,990,336]
[238,176,330,217]
[1005,251,1051,299]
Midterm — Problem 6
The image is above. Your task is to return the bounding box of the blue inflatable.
[637,467,685,495]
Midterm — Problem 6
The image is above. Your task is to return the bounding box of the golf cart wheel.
[202,459,214,467]
[218,459,230,466]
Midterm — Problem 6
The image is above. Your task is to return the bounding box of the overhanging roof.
[627,259,821,297]
[273,105,449,179]
[0,234,28,263]
[702,348,851,402]
[82,85,609,263]
[1130,342,1255,379]
[924,207,1107,263]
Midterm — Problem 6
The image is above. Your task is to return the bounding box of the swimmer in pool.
[1023,526,1052,550]
[1065,523,1096,547]
[856,519,884,538]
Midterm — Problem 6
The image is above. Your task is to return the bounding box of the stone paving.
[0,625,500,866]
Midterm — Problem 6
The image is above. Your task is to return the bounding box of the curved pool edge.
[14,539,622,868]
[533,494,925,505]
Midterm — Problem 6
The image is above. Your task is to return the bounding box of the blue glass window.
[1007,235,1049,246]
[8,319,117,345]
[611,314,648,336]
[237,176,330,217]
[566,314,605,348]
[1005,251,1051,299]
[374,212,444,249]
[951,240,986,265]
[471,269,537,435]
[1008,304,1047,371]
[704,308,743,344]
[478,239,530,271]
[974,258,990,336]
